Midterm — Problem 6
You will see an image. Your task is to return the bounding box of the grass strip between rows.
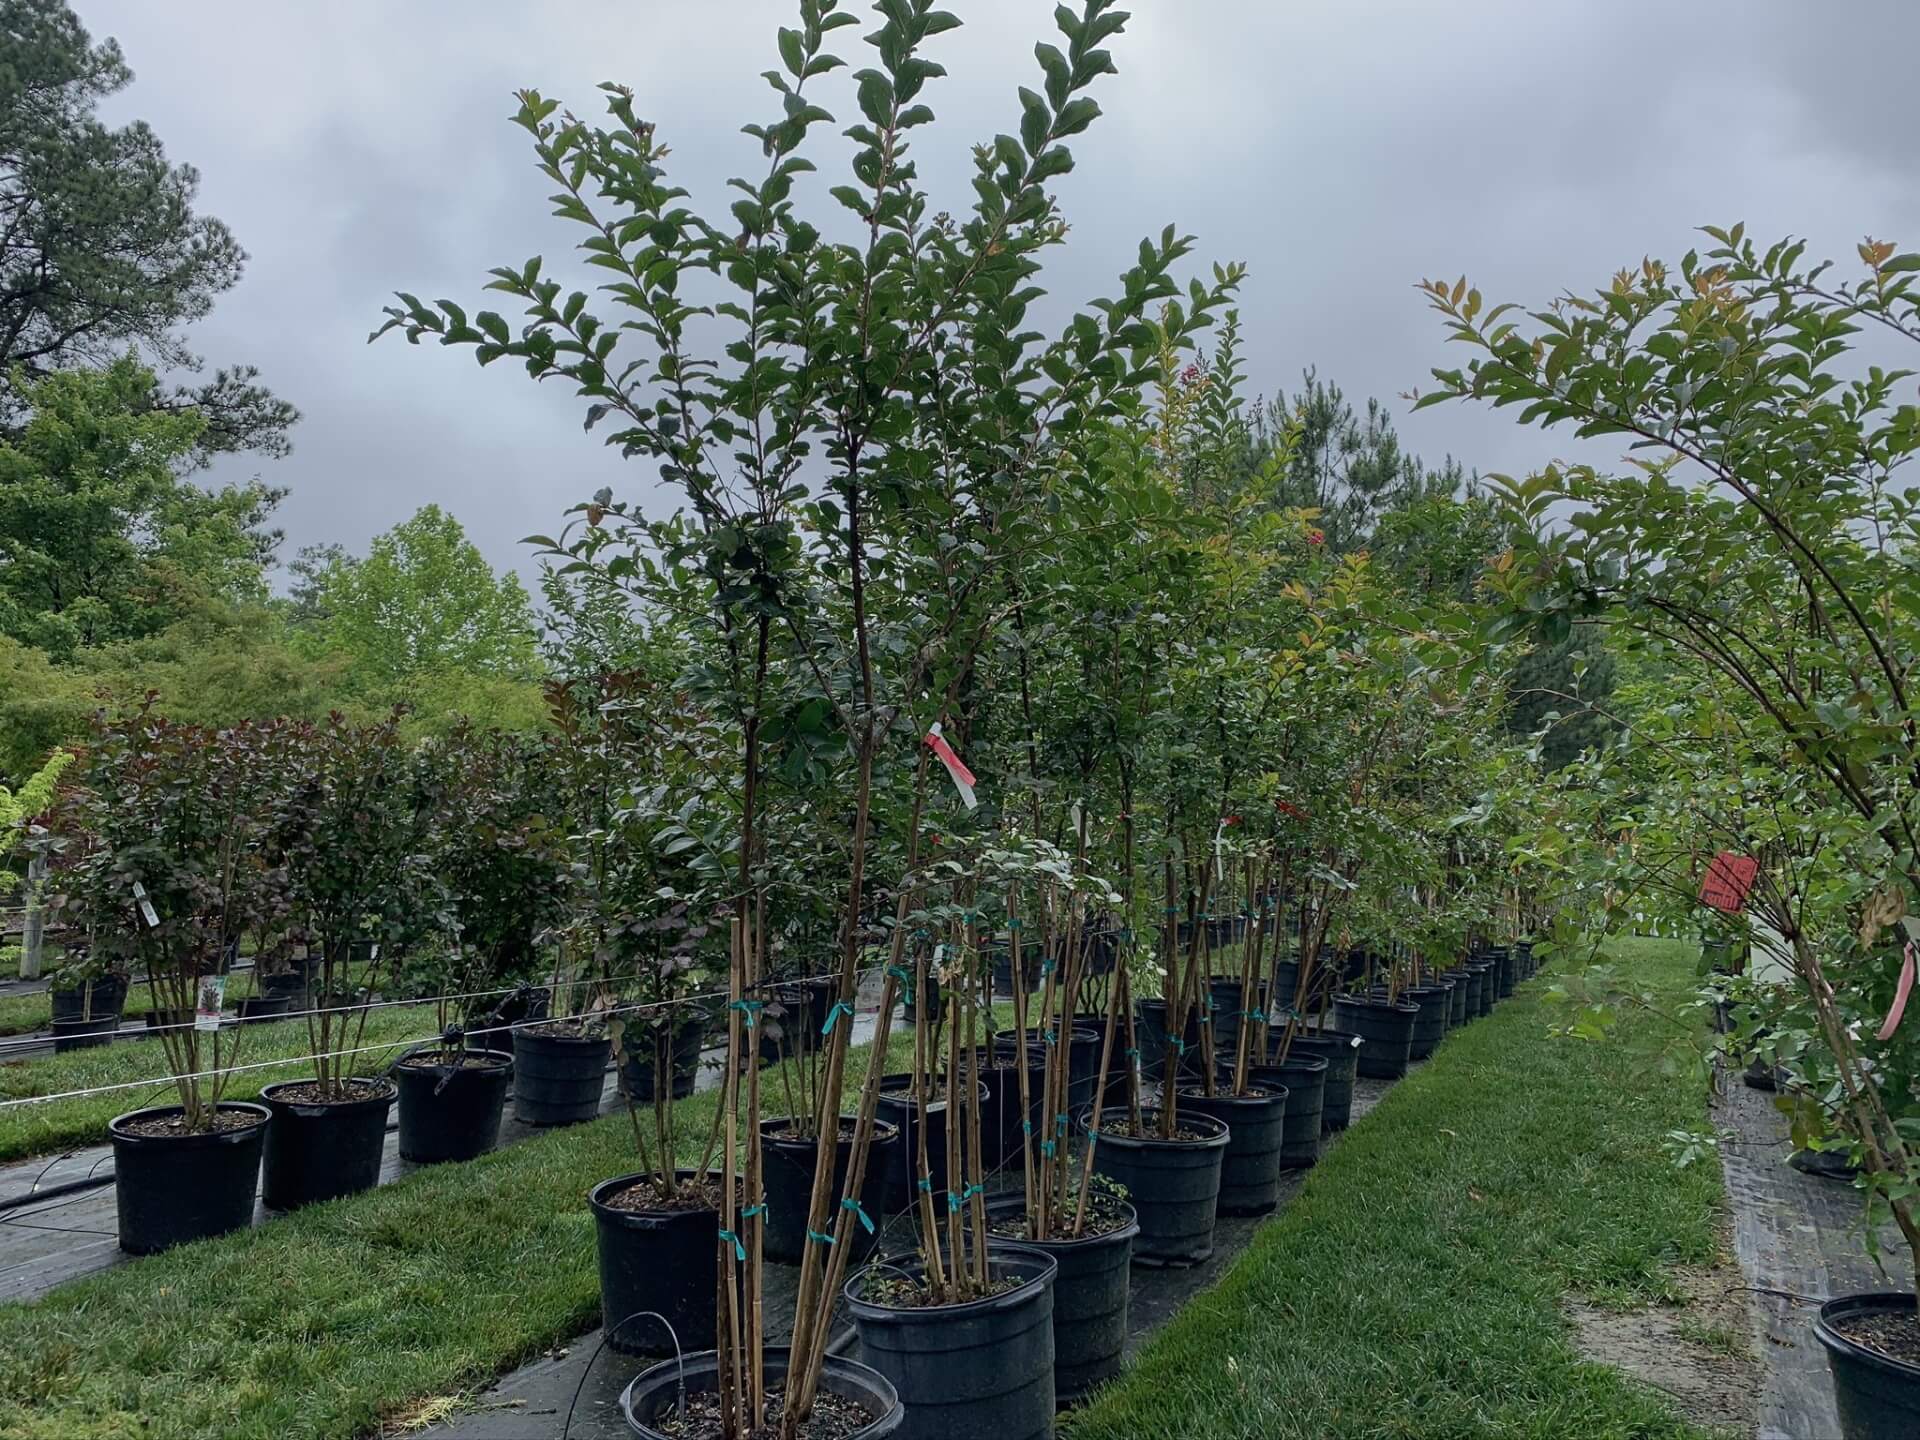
[1066,937,1725,1440]
[0,1003,436,1161]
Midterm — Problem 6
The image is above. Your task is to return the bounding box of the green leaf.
[1018,86,1050,156]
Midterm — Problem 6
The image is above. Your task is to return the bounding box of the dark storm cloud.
[76,0,1920,585]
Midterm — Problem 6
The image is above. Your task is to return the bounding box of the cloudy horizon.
[76,0,1920,587]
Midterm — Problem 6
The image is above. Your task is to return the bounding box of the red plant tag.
[1878,941,1917,1041]
[1699,853,1758,913]
[924,724,977,811]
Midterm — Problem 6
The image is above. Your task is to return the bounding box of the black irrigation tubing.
[0,964,871,1112]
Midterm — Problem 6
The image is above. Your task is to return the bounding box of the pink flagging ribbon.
[924,724,978,811]
[1877,940,1917,1041]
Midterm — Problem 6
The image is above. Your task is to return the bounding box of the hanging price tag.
[131,881,160,929]
[195,975,226,1032]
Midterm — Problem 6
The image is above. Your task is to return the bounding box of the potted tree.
[395,725,568,1163]
[260,712,443,1210]
[59,708,293,1254]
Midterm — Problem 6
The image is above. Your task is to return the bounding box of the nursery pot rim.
[108,1100,271,1147]
[1340,994,1420,1015]
[619,1345,902,1440]
[1289,1028,1363,1051]
[1079,1105,1231,1151]
[1177,1079,1290,1107]
[844,1244,1058,1323]
[760,1114,900,1147]
[589,1168,723,1228]
[980,1192,1141,1250]
[260,1075,397,1115]
[1813,1289,1920,1378]
[397,1044,513,1071]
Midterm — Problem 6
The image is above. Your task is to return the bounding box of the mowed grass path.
[1067,937,1724,1440]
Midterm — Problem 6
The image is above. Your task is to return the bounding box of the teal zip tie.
[728,999,764,1029]
[947,1190,963,1213]
[917,1177,934,1194]
[1041,958,1056,977]
[1022,1119,1033,1135]
[1124,1046,1140,1061]
[807,1228,836,1246]
[1055,1112,1069,1134]
[886,963,912,985]
[1166,1033,1187,1055]
[1241,1008,1267,1023]
[820,1001,854,1036]
[1042,1140,1057,1158]
[1042,1028,1058,1046]
[963,1183,983,1201]
[841,1197,875,1235]
[718,1228,745,1261]
[741,1203,765,1220]
[1007,918,1022,930]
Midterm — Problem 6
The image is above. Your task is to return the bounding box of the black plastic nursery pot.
[1490,945,1517,999]
[874,1075,989,1214]
[846,1247,1057,1440]
[260,1077,395,1211]
[1177,1082,1288,1216]
[1207,978,1274,1052]
[621,1347,903,1439]
[1087,1107,1230,1265]
[1134,996,1202,1082]
[50,1015,120,1052]
[621,1015,707,1103]
[1466,960,1496,1018]
[394,1048,511,1163]
[983,1196,1138,1405]
[1444,970,1470,1028]
[50,975,128,1025]
[759,1116,898,1265]
[1333,995,1419,1080]
[237,993,292,1024]
[591,1169,721,1357]
[1813,1292,1920,1440]
[1284,1029,1361,1131]
[1228,1052,1326,1166]
[511,1025,609,1125]
[1516,940,1537,979]
[984,1049,1047,1166]
[1403,983,1452,1061]
[992,1025,1100,1115]
[108,1102,270,1255]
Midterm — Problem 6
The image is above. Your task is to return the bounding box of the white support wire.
[0,964,873,1113]
[0,971,631,1055]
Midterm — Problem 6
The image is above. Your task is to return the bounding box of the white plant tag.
[369,943,380,961]
[131,881,159,929]
[195,975,226,1032]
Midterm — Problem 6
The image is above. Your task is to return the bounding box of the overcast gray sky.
[77,0,1920,586]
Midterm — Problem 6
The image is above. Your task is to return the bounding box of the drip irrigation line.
[0,965,870,1113]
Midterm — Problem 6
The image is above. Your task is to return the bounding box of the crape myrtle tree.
[1417,228,1920,1280]
[376,0,1242,1430]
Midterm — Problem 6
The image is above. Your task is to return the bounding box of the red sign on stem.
[1699,853,1758,914]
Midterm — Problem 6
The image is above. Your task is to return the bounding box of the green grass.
[0,989,51,1037]
[1066,937,1726,1440]
[0,1024,938,1440]
[0,1003,438,1160]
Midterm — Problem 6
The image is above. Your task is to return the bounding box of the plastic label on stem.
[131,881,159,929]
[195,975,225,1032]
